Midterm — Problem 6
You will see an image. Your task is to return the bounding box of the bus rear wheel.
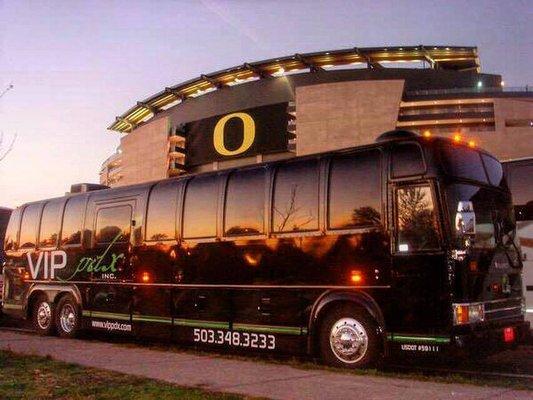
[319,304,380,369]
[32,295,56,336]
[55,295,81,338]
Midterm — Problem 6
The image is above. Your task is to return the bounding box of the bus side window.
[183,175,218,239]
[224,169,265,236]
[146,180,179,241]
[4,208,21,251]
[61,197,85,246]
[39,200,62,248]
[396,185,439,252]
[272,160,319,233]
[95,206,132,244]
[19,204,41,249]
[328,150,382,229]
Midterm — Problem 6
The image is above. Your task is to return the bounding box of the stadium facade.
[100,45,533,187]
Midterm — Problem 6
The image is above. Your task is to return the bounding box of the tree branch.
[0,132,17,162]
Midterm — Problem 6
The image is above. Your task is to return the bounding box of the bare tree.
[0,83,16,162]
[0,131,17,162]
[0,83,14,99]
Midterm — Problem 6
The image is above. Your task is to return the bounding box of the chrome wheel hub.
[329,317,368,364]
[37,302,52,330]
[59,304,77,333]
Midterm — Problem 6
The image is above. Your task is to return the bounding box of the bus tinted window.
[396,186,439,251]
[507,163,533,206]
[4,208,21,251]
[39,200,62,247]
[183,175,218,239]
[96,206,131,243]
[19,204,41,248]
[146,181,179,241]
[225,169,265,236]
[329,151,382,229]
[273,160,319,232]
[391,143,425,178]
[61,197,85,246]
[441,145,488,183]
[481,154,503,186]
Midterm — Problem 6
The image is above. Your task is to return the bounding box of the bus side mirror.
[455,201,476,236]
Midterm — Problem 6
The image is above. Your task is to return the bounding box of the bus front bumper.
[453,320,530,353]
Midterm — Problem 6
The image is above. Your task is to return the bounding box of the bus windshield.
[445,183,515,250]
[440,144,493,185]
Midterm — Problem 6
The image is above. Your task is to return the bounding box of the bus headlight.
[453,303,485,325]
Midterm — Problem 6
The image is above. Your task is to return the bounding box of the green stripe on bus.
[89,311,131,321]
[174,319,230,329]
[82,312,305,335]
[387,334,451,344]
[2,303,23,310]
[233,323,305,335]
[132,315,173,324]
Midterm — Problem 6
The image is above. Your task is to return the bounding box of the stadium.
[100,45,533,187]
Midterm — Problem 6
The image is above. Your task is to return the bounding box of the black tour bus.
[1,130,529,368]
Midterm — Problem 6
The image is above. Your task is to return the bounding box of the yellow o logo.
[213,112,255,156]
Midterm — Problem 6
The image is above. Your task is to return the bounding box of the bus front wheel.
[55,295,81,338]
[32,295,56,336]
[319,304,381,369]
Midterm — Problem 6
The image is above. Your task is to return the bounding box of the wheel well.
[54,291,74,307]
[310,299,383,356]
[26,291,46,320]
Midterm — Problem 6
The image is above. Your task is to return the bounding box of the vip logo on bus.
[26,250,67,280]
[61,233,125,281]
[25,233,125,281]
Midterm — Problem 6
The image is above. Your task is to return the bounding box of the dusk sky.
[0,0,531,208]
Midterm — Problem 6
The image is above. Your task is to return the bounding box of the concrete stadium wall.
[296,80,404,156]
[119,117,170,186]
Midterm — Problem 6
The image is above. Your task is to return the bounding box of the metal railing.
[100,150,123,169]
[406,86,532,96]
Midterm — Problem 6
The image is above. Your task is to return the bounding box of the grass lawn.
[0,350,251,400]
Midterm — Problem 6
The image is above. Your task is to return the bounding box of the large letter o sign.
[213,112,255,156]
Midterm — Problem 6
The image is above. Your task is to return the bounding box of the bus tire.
[32,295,56,336]
[318,304,380,369]
[55,295,81,338]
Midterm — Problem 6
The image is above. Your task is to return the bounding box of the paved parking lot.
[0,330,531,400]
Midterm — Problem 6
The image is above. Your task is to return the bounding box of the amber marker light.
[422,130,431,138]
[350,270,363,284]
[491,283,502,293]
[468,140,476,148]
[452,133,462,143]
[141,271,151,283]
[454,305,469,324]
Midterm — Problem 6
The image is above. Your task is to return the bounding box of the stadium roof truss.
[109,45,480,133]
